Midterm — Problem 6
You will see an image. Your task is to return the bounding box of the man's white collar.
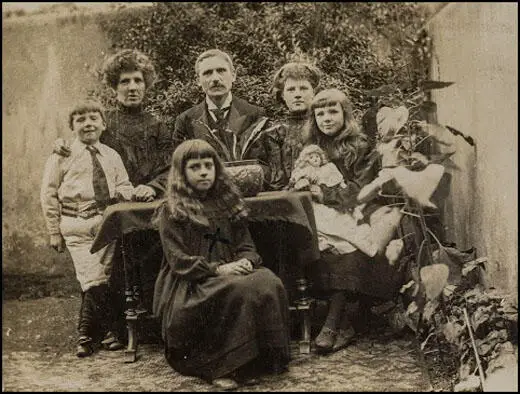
[206,92,233,110]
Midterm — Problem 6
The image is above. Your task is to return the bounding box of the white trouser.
[60,214,115,292]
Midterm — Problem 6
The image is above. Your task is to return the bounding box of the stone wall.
[2,13,111,274]
[426,2,517,297]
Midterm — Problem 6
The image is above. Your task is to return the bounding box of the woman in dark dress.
[153,139,290,390]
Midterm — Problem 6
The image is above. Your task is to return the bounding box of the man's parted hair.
[68,99,106,130]
[194,49,235,75]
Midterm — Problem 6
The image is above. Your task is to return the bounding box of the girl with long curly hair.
[303,88,375,186]
[152,139,290,390]
[303,89,403,354]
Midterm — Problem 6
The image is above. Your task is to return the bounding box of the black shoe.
[101,331,124,351]
[332,327,356,352]
[314,326,337,352]
[76,336,93,358]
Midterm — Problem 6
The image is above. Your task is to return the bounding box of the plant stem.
[416,204,434,266]
[463,307,486,390]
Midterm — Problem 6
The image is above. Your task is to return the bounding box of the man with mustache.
[173,49,285,190]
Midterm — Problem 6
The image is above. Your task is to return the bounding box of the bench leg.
[121,236,139,363]
[124,312,138,363]
[297,301,312,354]
[295,278,313,354]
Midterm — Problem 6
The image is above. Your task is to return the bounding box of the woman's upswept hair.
[303,88,368,168]
[165,139,247,224]
[271,62,321,107]
[293,144,329,170]
[102,49,156,90]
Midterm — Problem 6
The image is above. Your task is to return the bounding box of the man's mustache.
[210,82,225,88]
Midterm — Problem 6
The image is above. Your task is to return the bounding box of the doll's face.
[184,157,216,193]
[308,152,322,168]
[314,102,344,136]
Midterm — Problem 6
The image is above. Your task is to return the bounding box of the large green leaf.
[454,375,481,392]
[420,263,449,300]
[432,247,465,285]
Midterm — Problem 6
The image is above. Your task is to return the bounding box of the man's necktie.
[212,108,229,130]
[86,145,111,207]
[211,107,237,159]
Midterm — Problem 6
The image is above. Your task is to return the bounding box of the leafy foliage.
[358,79,517,390]
[94,2,429,126]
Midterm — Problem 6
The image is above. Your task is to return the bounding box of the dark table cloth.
[91,191,319,263]
[91,191,319,306]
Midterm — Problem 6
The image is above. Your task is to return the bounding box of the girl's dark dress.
[152,201,290,381]
[309,143,405,301]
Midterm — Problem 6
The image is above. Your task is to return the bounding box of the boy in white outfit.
[41,99,135,357]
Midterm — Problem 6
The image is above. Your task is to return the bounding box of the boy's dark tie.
[86,145,111,207]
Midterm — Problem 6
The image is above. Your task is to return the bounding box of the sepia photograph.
[2,2,517,391]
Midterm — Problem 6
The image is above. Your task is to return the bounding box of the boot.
[332,302,358,352]
[314,326,337,351]
[101,331,124,351]
[77,291,94,340]
[91,284,125,351]
[76,335,93,358]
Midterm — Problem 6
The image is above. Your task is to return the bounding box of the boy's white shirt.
[40,138,134,235]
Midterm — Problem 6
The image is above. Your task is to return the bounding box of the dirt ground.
[2,293,439,392]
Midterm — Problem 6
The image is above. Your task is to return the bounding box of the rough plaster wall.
[427,3,517,296]
[2,15,110,270]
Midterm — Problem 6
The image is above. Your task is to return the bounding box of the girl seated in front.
[152,139,290,390]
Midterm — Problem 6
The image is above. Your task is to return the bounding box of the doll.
[288,144,346,191]
[289,145,378,257]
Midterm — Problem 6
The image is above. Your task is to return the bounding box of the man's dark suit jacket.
[172,96,285,190]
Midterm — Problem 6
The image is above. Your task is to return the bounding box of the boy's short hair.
[194,49,235,75]
[68,99,106,130]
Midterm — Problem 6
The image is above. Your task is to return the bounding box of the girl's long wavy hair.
[164,139,247,225]
[303,88,368,169]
